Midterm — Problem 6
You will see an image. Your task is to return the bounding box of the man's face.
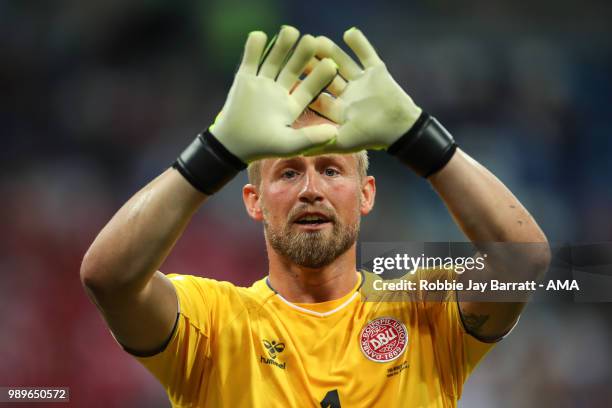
[257,154,366,268]
[243,110,375,269]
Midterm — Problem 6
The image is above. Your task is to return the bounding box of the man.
[81,26,550,407]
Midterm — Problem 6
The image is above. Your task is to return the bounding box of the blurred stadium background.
[1,0,612,406]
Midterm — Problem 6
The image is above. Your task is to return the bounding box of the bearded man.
[81,26,550,407]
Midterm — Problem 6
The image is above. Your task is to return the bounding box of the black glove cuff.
[387,112,457,178]
[173,130,247,195]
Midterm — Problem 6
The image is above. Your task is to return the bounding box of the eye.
[281,169,299,179]
[324,167,340,177]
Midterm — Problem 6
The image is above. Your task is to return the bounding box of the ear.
[359,176,376,216]
[243,184,264,221]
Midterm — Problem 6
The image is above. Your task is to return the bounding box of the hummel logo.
[263,339,285,359]
[261,339,286,370]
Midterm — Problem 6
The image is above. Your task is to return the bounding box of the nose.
[298,169,324,204]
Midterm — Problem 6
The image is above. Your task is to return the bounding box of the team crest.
[360,317,408,363]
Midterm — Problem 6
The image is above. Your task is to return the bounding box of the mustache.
[288,204,337,224]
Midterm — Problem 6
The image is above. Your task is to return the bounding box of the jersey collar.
[266,271,364,317]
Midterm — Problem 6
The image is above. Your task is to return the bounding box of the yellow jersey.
[133,270,496,407]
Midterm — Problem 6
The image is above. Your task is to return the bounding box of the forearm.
[429,148,546,244]
[429,149,550,338]
[81,168,207,295]
[429,147,551,297]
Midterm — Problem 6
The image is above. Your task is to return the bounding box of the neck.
[267,243,359,303]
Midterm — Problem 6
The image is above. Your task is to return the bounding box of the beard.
[263,204,360,269]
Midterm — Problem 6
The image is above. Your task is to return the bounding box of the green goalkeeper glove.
[174,26,339,194]
[312,28,456,177]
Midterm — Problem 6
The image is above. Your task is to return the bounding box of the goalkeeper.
[81,26,550,407]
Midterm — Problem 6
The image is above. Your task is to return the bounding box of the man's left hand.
[310,28,422,152]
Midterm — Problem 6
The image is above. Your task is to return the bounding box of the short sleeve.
[134,274,221,407]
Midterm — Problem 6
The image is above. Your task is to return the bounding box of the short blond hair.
[247,150,369,187]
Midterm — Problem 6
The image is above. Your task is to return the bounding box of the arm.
[80,169,206,353]
[429,149,550,340]
[313,28,550,339]
[81,26,339,354]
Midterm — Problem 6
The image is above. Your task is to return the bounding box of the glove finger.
[316,36,362,80]
[303,57,318,75]
[309,93,344,124]
[286,58,317,92]
[238,31,268,76]
[343,27,383,69]
[302,58,348,96]
[259,26,300,79]
[282,124,338,155]
[326,75,348,96]
[291,58,338,112]
[277,35,317,90]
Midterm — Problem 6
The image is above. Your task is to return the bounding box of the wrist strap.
[387,112,457,178]
[173,130,247,195]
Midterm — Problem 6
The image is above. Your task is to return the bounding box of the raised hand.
[210,26,339,163]
[311,27,422,152]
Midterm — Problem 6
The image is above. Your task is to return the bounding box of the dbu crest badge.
[360,317,408,362]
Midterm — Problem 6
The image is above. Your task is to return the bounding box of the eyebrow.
[275,154,347,166]
[268,157,303,172]
[315,155,348,166]
[266,154,352,178]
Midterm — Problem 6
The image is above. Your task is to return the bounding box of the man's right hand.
[211,26,339,163]
[81,26,340,357]
[174,26,339,195]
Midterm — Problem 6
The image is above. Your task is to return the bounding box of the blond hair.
[247,151,369,187]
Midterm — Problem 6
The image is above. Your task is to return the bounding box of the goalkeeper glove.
[312,27,456,177]
[175,26,338,195]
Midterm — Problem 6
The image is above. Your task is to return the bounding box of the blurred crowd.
[1,0,611,406]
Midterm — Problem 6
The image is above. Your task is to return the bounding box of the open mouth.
[294,213,332,226]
